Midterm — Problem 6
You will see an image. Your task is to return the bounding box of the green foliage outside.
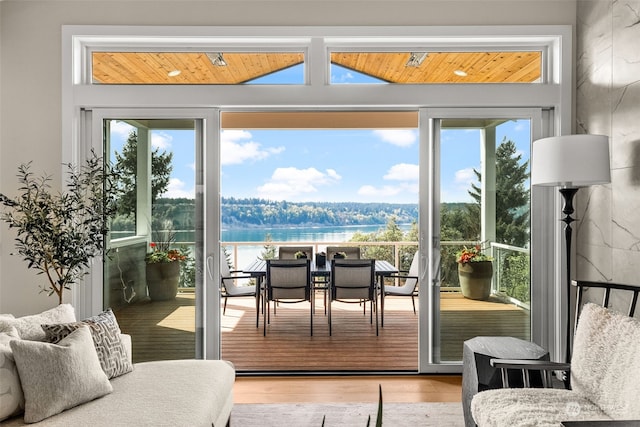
[350,216,418,272]
[112,130,173,219]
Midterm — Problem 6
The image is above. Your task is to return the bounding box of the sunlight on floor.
[157,306,195,332]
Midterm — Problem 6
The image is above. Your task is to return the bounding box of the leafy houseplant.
[294,251,308,259]
[456,245,493,300]
[0,153,119,304]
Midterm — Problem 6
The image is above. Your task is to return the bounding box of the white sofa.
[0,306,235,427]
[471,302,640,426]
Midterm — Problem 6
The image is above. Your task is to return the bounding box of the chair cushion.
[1,359,235,427]
[471,388,610,427]
[570,303,640,418]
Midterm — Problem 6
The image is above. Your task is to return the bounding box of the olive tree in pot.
[0,152,119,304]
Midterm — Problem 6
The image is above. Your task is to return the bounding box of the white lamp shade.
[531,134,611,187]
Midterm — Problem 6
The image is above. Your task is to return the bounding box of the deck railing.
[215,240,530,308]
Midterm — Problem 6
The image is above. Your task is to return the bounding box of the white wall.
[0,0,577,315]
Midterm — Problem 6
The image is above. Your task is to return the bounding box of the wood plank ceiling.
[92,51,541,84]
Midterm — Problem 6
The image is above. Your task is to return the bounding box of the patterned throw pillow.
[42,308,132,379]
[10,326,113,423]
[0,325,24,422]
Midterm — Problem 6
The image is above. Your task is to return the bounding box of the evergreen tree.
[113,130,173,217]
[468,138,529,247]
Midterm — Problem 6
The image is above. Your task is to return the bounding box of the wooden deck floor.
[115,291,529,372]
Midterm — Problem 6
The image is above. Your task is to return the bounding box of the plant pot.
[146,261,180,301]
[316,253,326,267]
[458,261,493,301]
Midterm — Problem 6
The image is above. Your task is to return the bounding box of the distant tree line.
[221,197,419,229]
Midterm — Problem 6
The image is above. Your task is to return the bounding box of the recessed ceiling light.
[454,70,468,77]
[168,70,181,77]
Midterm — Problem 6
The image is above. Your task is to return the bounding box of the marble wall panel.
[611,166,640,247]
[576,0,612,135]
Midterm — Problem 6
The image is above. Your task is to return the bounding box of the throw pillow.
[0,304,76,341]
[9,326,113,423]
[0,325,24,422]
[42,308,132,379]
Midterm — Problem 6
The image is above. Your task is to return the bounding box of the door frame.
[63,24,572,366]
[80,107,221,359]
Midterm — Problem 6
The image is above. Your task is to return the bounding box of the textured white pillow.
[0,325,24,422]
[9,326,113,423]
[0,304,76,341]
[42,308,133,379]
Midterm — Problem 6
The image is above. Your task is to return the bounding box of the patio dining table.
[242,258,398,327]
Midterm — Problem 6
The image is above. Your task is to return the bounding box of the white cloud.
[152,131,173,150]
[358,182,418,199]
[110,121,135,138]
[373,129,417,147]
[513,121,526,132]
[455,167,478,186]
[383,163,418,181]
[256,167,341,200]
[332,71,354,83]
[221,129,284,165]
[161,177,193,198]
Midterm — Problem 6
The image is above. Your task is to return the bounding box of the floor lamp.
[531,134,611,365]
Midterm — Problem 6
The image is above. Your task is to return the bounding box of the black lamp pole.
[559,187,578,367]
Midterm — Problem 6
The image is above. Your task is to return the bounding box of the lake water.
[221,224,411,270]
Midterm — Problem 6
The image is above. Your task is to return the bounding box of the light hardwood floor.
[233,375,462,404]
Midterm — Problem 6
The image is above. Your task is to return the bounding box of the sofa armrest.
[490,358,571,388]
[120,333,132,364]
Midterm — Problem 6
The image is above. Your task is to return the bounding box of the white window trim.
[63,25,572,367]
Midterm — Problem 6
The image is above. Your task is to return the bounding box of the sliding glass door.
[92,108,220,362]
[422,108,544,367]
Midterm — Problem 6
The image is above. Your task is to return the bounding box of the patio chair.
[329,259,378,336]
[278,245,314,260]
[385,250,419,314]
[264,259,313,336]
[219,248,259,326]
[326,246,361,260]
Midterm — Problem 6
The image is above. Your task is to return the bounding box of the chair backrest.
[570,302,640,418]
[220,248,232,277]
[404,251,419,290]
[266,259,311,301]
[278,246,313,260]
[326,246,361,261]
[330,259,375,300]
[220,248,242,296]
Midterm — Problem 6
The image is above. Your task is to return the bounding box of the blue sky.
[108,65,531,204]
[109,120,530,204]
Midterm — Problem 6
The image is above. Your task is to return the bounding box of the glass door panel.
[434,116,532,362]
[102,117,202,363]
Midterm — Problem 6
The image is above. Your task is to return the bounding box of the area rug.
[231,402,464,426]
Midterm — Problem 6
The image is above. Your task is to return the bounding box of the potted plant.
[456,244,493,300]
[294,250,308,259]
[145,227,188,301]
[0,152,119,304]
[333,251,347,259]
